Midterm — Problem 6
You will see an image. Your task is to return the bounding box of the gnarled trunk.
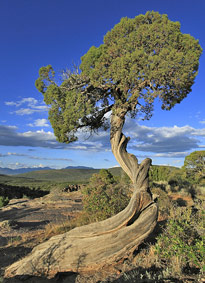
[110,113,150,188]
[5,114,158,279]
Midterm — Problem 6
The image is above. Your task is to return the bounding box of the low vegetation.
[155,206,204,274]
[78,169,130,224]
[1,151,204,282]
[0,196,9,208]
[74,165,204,281]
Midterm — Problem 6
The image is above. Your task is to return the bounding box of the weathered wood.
[110,113,140,185]
[5,113,158,279]
[5,192,157,278]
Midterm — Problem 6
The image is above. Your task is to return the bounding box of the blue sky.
[0,0,204,170]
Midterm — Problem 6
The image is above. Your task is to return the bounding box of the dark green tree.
[15,11,201,274]
[182,151,205,182]
[35,11,202,185]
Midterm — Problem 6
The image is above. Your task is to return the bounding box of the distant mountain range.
[65,166,94,170]
[0,166,94,175]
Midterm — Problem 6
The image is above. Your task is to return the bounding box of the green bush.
[81,169,130,222]
[0,196,9,208]
[182,151,205,184]
[151,187,173,217]
[154,206,205,275]
[149,165,171,182]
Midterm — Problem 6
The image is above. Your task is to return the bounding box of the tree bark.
[5,113,158,279]
[110,113,150,187]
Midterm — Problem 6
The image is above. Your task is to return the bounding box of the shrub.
[182,151,205,184]
[81,169,130,222]
[154,206,205,275]
[151,187,173,218]
[0,196,9,208]
[149,165,171,182]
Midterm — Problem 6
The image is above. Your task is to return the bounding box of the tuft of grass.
[7,236,22,246]
[0,196,9,208]
[43,219,78,240]
[0,220,18,229]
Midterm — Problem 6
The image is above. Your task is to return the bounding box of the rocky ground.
[0,190,84,282]
[0,191,134,283]
[0,190,203,283]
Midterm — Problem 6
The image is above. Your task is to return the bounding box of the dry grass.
[43,219,76,240]
[1,181,204,283]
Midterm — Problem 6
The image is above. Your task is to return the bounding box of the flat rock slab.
[5,191,158,279]
[0,192,82,235]
[0,191,82,277]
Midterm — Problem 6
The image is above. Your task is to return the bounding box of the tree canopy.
[7,12,203,277]
[35,11,202,144]
[182,150,205,182]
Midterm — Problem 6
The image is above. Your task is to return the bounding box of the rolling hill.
[0,166,94,175]
[0,167,52,175]
[0,165,180,189]
[14,167,123,183]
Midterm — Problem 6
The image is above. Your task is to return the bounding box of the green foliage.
[168,172,184,186]
[149,165,171,182]
[0,196,9,208]
[35,65,108,143]
[81,169,129,222]
[182,151,205,183]
[155,206,205,273]
[36,11,202,143]
[149,165,181,182]
[151,187,173,217]
[15,168,100,183]
[81,11,202,112]
[0,174,56,190]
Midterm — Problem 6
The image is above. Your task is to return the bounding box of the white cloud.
[153,152,189,158]
[7,152,26,156]
[126,122,205,154]
[0,121,204,158]
[5,101,19,106]
[0,151,73,163]
[28,119,50,127]
[14,106,48,115]
[5,162,30,169]
[3,162,49,170]
[33,163,44,168]
[15,109,39,115]
[5,97,49,115]
[0,126,58,148]
[5,97,38,107]
[20,129,57,144]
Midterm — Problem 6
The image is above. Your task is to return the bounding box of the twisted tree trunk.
[110,113,150,187]
[5,113,158,279]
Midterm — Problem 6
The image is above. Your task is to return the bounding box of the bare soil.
[0,191,131,283]
[0,191,202,283]
[0,191,83,281]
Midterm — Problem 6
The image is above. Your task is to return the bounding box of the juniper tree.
[183,150,205,182]
[36,11,202,185]
[6,12,201,277]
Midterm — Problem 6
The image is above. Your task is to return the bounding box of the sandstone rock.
[5,190,157,279]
